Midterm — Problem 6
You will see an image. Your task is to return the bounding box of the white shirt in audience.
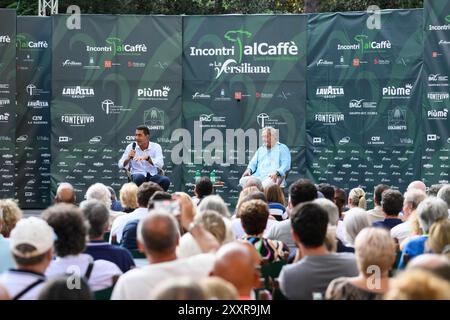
[0,270,46,300]
[390,220,412,244]
[45,254,122,291]
[231,218,278,239]
[367,206,385,224]
[111,253,215,300]
[109,207,148,243]
[176,232,201,259]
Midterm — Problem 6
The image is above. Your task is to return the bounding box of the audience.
[326,227,396,300]
[373,189,404,230]
[0,199,23,238]
[264,183,288,221]
[119,182,139,213]
[200,276,239,300]
[192,177,214,206]
[42,204,122,292]
[108,186,123,212]
[0,217,54,300]
[0,208,15,273]
[38,275,93,300]
[333,187,346,218]
[197,195,235,242]
[436,184,450,217]
[85,183,123,224]
[54,182,76,205]
[279,202,358,300]
[426,219,450,258]
[317,183,335,202]
[428,184,443,197]
[240,199,289,262]
[407,180,427,193]
[343,208,371,251]
[347,187,367,210]
[80,200,135,272]
[151,277,206,300]
[407,254,450,282]
[367,184,390,224]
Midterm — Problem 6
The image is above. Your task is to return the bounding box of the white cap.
[10,217,54,258]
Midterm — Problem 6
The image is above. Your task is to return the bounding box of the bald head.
[211,242,260,297]
[407,181,426,193]
[55,183,76,204]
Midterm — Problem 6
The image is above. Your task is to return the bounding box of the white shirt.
[110,207,149,244]
[45,254,122,292]
[367,206,385,224]
[231,218,278,239]
[176,233,201,259]
[391,220,412,244]
[111,253,215,300]
[336,220,345,243]
[0,269,46,300]
[118,142,164,176]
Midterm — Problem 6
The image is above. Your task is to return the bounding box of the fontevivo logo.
[314,112,345,125]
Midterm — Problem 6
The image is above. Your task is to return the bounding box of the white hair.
[314,198,339,226]
[437,184,450,209]
[197,195,230,219]
[56,182,74,194]
[343,208,371,246]
[262,126,279,143]
[85,183,112,209]
[417,197,448,233]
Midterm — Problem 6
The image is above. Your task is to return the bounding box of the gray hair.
[404,189,427,210]
[343,208,371,246]
[197,195,230,219]
[79,200,110,238]
[85,183,112,209]
[56,182,74,194]
[262,126,279,143]
[242,176,263,191]
[417,197,448,233]
[314,198,339,226]
[437,185,450,209]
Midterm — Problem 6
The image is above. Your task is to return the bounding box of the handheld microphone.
[130,142,136,159]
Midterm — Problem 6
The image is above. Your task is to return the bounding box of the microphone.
[130,142,136,159]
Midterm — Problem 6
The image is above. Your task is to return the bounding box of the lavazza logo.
[314,112,345,125]
[27,100,48,108]
[316,86,344,99]
[427,108,448,120]
[62,86,95,99]
[428,92,449,103]
[137,86,170,101]
[86,37,147,55]
[382,84,413,99]
[190,29,299,79]
[337,34,392,54]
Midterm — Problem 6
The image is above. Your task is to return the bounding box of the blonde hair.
[0,199,23,238]
[235,187,260,216]
[325,225,337,253]
[427,219,450,258]
[200,276,239,300]
[119,182,138,209]
[343,208,371,246]
[385,269,450,300]
[348,187,367,209]
[194,210,226,244]
[355,227,396,277]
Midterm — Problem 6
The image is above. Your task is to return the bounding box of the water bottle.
[194,170,201,183]
[210,170,216,184]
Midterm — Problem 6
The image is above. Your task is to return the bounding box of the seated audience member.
[384,269,450,300]
[210,242,261,300]
[85,183,123,224]
[177,210,226,259]
[426,219,450,258]
[279,202,358,300]
[334,187,346,218]
[108,186,123,212]
[42,204,122,292]
[54,182,76,205]
[198,195,235,243]
[0,199,23,238]
[407,180,427,193]
[436,184,450,217]
[326,227,396,300]
[0,217,54,300]
[231,191,278,239]
[398,197,448,268]
[342,208,371,251]
[151,277,206,300]
[347,187,367,210]
[317,183,335,202]
[0,208,15,273]
[314,198,340,253]
[111,211,216,300]
[240,200,289,263]
[391,189,426,245]
[373,189,404,230]
[400,210,423,250]
[81,200,135,272]
[38,276,93,300]
[234,187,266,217]
[367,184,390,224]
[110,182,162,244]
[267,179,318,252]
[428,184,443,197]
[119,182,139,213]
[265,183,288,221]
[240,177,264,192]
[200,276,239,300]
[192,177,214,206]
[406,254,450,283]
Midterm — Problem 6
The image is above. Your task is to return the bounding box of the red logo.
[256,92,261,98]
[234,92,242,100]
[374,58,379,64]
[353,58,360,67]
[432,52,438,58]
[104,60,112,68]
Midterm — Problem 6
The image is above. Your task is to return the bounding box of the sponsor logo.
[86,37,148,55]
[61,114,95,126]
[62,59,82,67]
[439,40,450,46]
[28,115,48,125]
[26,84,48,97]
[312,137,323,144]
[101,99,129,115]
[314,112,345,125]
[428,74,448,87]
[427,109,448,120]
[199,113,226,123]
[400,138,413,145]
[214,88,231,101]
[339,137,350,145]
[427,92,449,102]
[337,34,392,54]
[27,100,49,108]
[373,58,390,65]
[255,92,273,99]
[0,35,11,43]
[211,59,270,79]
[137,86,170,100]
[58,136,72,143]
[128,61,146,68]
[348,99,377,109]
[62,86,95,98]
[315,86,344,99]
[369,136,384,145]
[16,35,48,49]
[382,84,413,99]
[316,59,333,66]
[192,92,211,100]
[0,112,10,122]
[388,107,407,130]
[89,136,102,144]
[0,98,10,106]
[427,134,440,141]
[144,108,165,130]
